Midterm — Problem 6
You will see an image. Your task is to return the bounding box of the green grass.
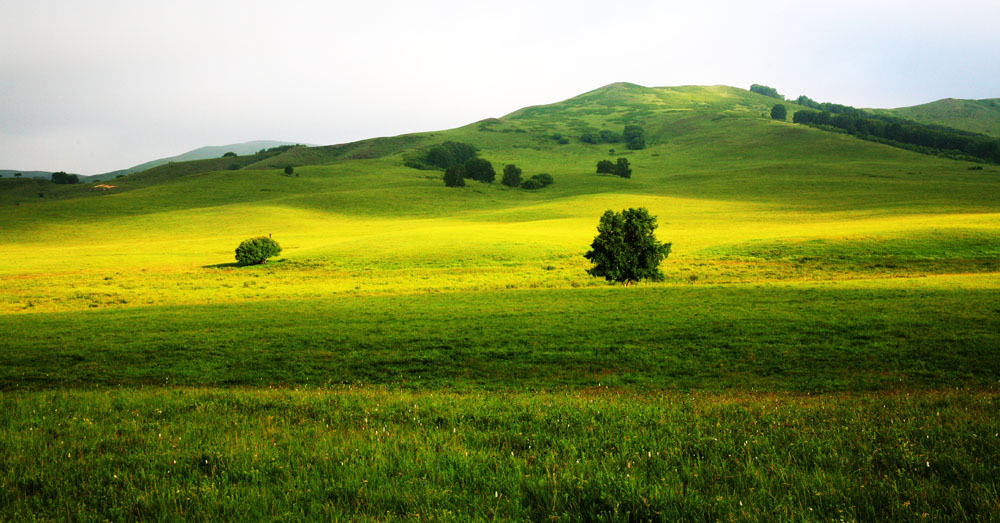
[1,388,997,521]
[874,97,1000,138]
[2,82,999,520]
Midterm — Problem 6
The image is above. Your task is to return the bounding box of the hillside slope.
[873,97,1000,137]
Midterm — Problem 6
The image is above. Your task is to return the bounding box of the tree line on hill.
[792,105,1000,164]
[753,82,1000,163]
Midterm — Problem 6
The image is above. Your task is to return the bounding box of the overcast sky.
[2,0,998,174]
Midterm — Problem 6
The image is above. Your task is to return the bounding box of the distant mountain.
[872,98,1000,137]
[84,140,314,181]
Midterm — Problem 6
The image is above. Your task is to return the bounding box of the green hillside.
[86,140,310,181]
[2,83,999,520]
[874,97,1000,137]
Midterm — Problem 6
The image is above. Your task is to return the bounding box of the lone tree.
[584,207,671,286]
[443,165,465,187]
[222,151,237,158]
[284,165,294,175]
[235,236,282,265]
[501,164,522,187]
[770,104,787,121]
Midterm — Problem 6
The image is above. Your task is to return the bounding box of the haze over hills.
[873,98,1000,137]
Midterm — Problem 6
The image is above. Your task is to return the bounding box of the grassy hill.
[873,97,1000,137]
[2,83,999,520]
[85,140,311,181]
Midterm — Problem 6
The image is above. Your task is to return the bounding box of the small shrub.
[557,137,569,144]
[521,173,553,190]
[284,166,294,175]
[235,236,282,265]
[222,152,237,158]
[228,164,241,170]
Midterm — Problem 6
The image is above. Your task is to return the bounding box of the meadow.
[1,83,998,520]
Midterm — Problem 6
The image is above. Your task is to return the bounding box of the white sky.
[2,0,998,174]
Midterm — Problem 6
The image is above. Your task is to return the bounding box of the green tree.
[750,84,783,100]
[222,151,237,158]
[596,160,615,174]
[51,171,79,184]
[463,158,496,183]
[771,104,787,121]
[584,208,672,286]
[443,165,465,187]
[501,164,523,187]
[14,173,21,177]
[284,165,294,175]
[614,158,631,178]
[579,132,601,144]
[235,236,282,265]
[623,125,646,150]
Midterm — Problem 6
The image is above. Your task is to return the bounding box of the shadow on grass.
[202,258,287,269]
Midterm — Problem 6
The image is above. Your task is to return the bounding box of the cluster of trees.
[574,125,645,149]
[422,141,479,170]
[750,84,783,100]
[793,109,1000,163]
[443,158,496,187]
[580,130,622,144]
[51,171,80,184]
[596,158,632,178]
[521,173,553,189]
[584,207,671,286]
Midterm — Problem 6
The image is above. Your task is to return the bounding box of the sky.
[2,0,998,175]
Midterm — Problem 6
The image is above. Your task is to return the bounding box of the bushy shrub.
[623,125,646,150]
[228,164,241,170]
[771,104,787,121]
[423,142,478,170]
[599,130,621,143]
[284,166,294,175]
[580,132,601,144]
[501,164,523,187]
[235,236,282,265]
[521,173,553,190]
[557,137,569,145]
[596,160,615,174]
[443,165,465,187]
[222,151,237,158]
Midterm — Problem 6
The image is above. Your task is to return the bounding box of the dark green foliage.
[423,142,479,170]
[599,130,621,143]
[579,132,601,144]
[463,158,496,183]
[284,166,294,175]
[234,236,282,265]
[750,84,784,100]
[623,125,646,150]
[793,108,1000,163]
[557,137,569,145]
[614,158,631,178]
[222,152,237,158]
[501,164,522,187]
[521,173,553,190]
[443,165,465,187]
[116,174,125,179]
[795,95,821,109]
[228,164,241,171]
[596,160,615,174]
[585,208,671,285]
[13,173,20,177]
[50,172,79,184]
[771,104,787,121]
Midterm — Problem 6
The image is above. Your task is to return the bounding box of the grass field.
[2,83,999,520]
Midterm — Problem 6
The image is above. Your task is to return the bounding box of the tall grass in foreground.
[1,388,996,521]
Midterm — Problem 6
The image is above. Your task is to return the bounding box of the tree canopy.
[501,164,522,187]
[235,236,282,265]
[771,104,787,121]
[750,84,783,100]
[463,158,496,183]
[443,165,465,187]
[584,208,672,286]
[623,125,646,150]
[51,172,79,184]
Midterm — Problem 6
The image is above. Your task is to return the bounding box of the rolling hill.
[873,97,1000,137]
[83,139,313,181]
[2,82,999,520]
